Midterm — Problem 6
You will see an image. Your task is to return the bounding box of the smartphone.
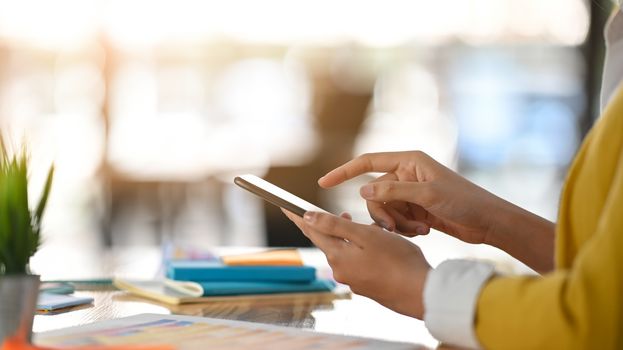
[234,174,330,217]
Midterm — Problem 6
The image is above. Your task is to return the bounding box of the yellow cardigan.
[475,87,623,348]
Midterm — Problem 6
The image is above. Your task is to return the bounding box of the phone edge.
[234,176,307,217]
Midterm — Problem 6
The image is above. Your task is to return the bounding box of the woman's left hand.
[282,209,431,319]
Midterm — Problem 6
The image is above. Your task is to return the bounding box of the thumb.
[360,180,434,207]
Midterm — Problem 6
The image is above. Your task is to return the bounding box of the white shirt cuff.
[423,259,495,349]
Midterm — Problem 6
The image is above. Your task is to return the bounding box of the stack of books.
[114,249,341,305]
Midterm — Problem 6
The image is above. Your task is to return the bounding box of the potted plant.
[0,141,53,344]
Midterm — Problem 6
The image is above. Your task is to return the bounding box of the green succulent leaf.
[34,165,54,229]
[0,138,53,276]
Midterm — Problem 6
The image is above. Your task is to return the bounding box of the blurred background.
[0,0,613,277]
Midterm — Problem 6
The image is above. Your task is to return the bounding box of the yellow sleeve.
[474,149,623,349]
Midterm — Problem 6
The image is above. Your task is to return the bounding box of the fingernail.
[318,176,328,186]
[304,212,316,223]
[416,226,427,235]
[360,185,374,199]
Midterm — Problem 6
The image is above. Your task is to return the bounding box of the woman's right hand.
[319,151,555,272]
[319,151,500,244]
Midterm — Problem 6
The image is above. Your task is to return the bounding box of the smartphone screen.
[234,174,330,217]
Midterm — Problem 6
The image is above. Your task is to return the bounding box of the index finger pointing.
[318,152,406,188]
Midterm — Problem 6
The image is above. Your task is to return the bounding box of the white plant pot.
[0,274,40,344]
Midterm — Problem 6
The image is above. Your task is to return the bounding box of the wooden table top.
[31,247,443,349]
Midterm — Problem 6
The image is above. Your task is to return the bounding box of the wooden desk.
[31,247,441,349]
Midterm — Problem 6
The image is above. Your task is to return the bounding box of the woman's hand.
[283,209,431,319]
[320,151,502,244]
[319,151,555,273]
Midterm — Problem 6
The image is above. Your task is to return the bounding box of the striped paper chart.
[36,314,419,350]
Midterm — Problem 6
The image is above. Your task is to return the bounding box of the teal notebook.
[197,279,335,296]
[114,278,343,305]
[167,261,316,283]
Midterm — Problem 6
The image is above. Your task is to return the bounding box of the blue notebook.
[197,279,335,296]
[167,261,316,283]
[37,292,94,311]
